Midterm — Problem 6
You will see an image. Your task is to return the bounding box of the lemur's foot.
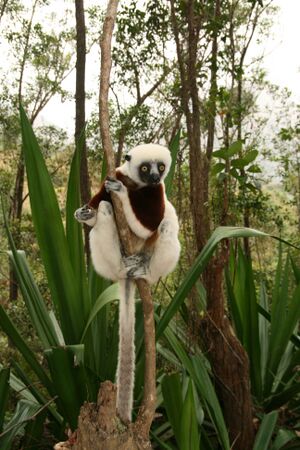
[104,177,124,193]
[123,253,149,268]
[126,265,147,279]
[74,204,97,226]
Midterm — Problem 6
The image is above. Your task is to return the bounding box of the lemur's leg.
[89,201,125,281]
[119,218,180,283]
[89,201,145,281]
[146,218,180,284]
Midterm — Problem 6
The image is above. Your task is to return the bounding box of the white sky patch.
[257,0,300,99]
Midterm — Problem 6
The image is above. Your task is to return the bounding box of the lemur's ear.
[125,154,131,161]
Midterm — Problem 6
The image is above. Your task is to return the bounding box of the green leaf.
[212,148,228,159]
[157,227,269,338]
[9,250,60,348]
[165,129,181,197]
[81,283,119,342]
[270,429,296,450]
[212,141,242,160]
[0,305,54,396]
[0,368,10,433]
[12,362,61,424]
[266,281,300,394]
[247,164,261,173]
[0,400,40,450]
[266,382,300,410]
[191,355,230,450]
[45,346,87,429]
[231,248,262,398]
[225,268,243,340]
[161,323,230,450]
[253,411,278,450]
[211,162,225,176]
[179,380,200,450]
[1,198,60,348]
[243,149,258,165]
[290,255,300,284]
[20,105,85,343]
[66,128,90,316]
[231,157,248,169]
[161,373,183,446]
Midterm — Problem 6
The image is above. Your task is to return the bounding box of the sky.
[38,0,300,135]
[251,0,300,99]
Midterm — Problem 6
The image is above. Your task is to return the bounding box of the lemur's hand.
[104,176,126,194]
[74,204,97,227]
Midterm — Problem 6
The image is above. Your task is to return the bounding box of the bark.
[170,1,255,448]
[75,0,91,261]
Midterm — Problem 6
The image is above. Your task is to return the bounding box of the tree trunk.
[75,0,91,261]
[200,255,254,449]
[55,382,151,450]
[170,1,255,448]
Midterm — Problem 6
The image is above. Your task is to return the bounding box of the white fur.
[119,144,172,186]
[87,144,180,423]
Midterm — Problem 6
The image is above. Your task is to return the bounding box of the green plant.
[226,244,300,446]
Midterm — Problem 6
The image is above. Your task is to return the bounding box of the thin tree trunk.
[9,0,38,301]
[75,0,91,262]
[237,74,251,256]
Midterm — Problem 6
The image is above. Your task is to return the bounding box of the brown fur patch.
[88,170,165,232]
[128,184,164,232]
[145,229,159,249]
[88,182,110,209]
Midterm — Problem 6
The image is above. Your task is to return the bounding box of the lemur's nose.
[150,173,160,183]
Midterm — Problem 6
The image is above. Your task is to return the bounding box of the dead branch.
[99,0,156,442]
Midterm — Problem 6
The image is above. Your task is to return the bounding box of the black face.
[139,161,166,185]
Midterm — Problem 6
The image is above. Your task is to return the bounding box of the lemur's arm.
[104,177,153,240]
[74,179,110,227]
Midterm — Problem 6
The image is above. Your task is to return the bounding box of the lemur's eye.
[159,164,165,172]
[141,165,148,172]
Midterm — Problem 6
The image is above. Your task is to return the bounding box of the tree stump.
[54,381,152,450]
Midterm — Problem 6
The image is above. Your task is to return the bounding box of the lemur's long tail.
[116,278,136,423]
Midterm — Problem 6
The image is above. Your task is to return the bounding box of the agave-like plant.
[0,109,228,448]
[1,107,299,449]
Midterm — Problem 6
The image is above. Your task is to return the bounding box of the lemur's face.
[125,144,172,187]
[138,161,166,185]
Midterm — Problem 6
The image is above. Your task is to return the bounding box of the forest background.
[0,0,300,449]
